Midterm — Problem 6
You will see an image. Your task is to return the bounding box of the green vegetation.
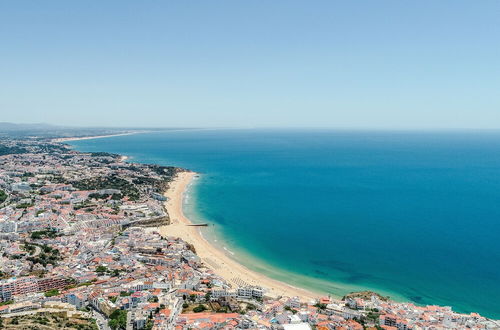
[144,319,154,330]
[0,300,13,306]
[246,304,256,311]
[0,189,7,203]
[0,144,28,156]
[44,289,60,297]
[73,200,97,210]
[34,316,50,325]
[95,265,109,274]
[72,175,140,201]
[23,243,37,255]
[35,143,71,154]
[8,254,22,260]
[26,243,62,266]
[0,270,10,279]
[31,228,59,239]
[0,312,98,330]
[120,291,131,297]
[131,176,168,194]
[89,192,112,200]
[193,304,208,313]
[16,201,34,209]
[90,152,119,158]
[366,310,381,323]
[62,278,78,290]
[50,175,69,184]
[314,303,327,310]
[149,165,178,178]
[108,309,127,330]
[91,192,120,200]
[343,290,389,302]
[94,265,122,277]
[75,279,97,288]
[132,176,158,185]
[111,269,122,277]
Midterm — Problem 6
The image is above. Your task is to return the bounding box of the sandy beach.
[159,171,321,302]
[52,132,142,143]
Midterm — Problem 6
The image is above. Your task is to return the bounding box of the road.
[91,309,111,330]
[32,245,41,257]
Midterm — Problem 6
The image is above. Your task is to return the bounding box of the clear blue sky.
[1,1,499,128]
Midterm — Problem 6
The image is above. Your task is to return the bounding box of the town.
[0,138,498,329]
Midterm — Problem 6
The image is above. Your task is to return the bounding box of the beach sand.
[52,132,141,143]
[159,171,321,302]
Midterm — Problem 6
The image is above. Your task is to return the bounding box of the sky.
[0,1,499,128]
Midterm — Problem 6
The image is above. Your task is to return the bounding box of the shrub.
[44,289,60,297]
[193,304,207,313]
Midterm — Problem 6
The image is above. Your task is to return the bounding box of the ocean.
[68,129,500,318]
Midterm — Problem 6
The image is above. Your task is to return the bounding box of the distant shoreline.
[52,131,143,143]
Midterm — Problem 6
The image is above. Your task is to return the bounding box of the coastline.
[52,128,211,144]
[52,131,143,143]
[159,171,321,301]
[61,135,500,319]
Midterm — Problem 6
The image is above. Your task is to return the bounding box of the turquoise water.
[69,129,500,318]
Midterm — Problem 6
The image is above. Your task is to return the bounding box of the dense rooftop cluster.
[0,139,498,329]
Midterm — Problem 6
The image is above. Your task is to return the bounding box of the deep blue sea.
[68,129,500,318]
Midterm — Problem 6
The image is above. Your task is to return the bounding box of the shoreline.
[52,128,215,144]
[61,136,500,320]
[52,131,143,143]
[158,171,321,301]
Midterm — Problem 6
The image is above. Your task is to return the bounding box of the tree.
[314,303,327,310]
[193,304,207,313]
[108,309,127,330]
[44,289,60,297]
[0,189,8,204]
[95,265,108,274]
